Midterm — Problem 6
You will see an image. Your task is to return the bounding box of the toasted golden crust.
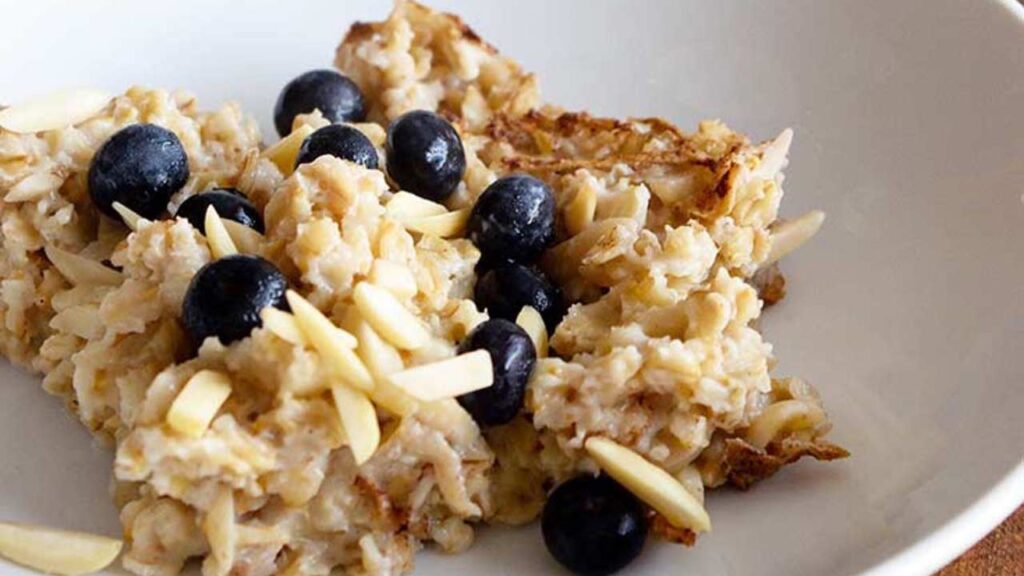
[476,110,777,236]
[752,263,787,306]
[722,437,849,490]
[650,514,698,546]
[483,110,745,170]
[335,0,538,128]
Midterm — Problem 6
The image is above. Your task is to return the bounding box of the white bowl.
[2,1,1023,575]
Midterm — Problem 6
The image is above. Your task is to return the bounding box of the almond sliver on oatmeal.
[0,521,122,576]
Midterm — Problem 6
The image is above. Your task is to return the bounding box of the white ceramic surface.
[1,1,1023,575]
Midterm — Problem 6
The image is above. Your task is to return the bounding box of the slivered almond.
[585,436,711,533]
[764,210,825,266]
[368,377,419,418]
[4,172,63,202]
[368,260,418,300]
[49,305,103,340]
[262,124,315,175]
[0,522,122,576]
[353,282,429,350]
[44,245,122,286]
[388,350,493,401]
[112,201,148,231]
[331,383,380,465]
[343,310,417,417]
[222,219,263,255]
[565,183,598,236]
[286,290,372,391]
[284,291,358,348]
[0,89,112,134]
[385,191,447,221]
[757,128,794,179]
[204,206,238,259]
[166,370,232,438]
[515,306,548,358]
[51,285,110,311]
[745,399,826,449]
[260,307,307,346]
[403,208,470,238]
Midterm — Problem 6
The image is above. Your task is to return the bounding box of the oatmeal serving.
[0,2,845,575]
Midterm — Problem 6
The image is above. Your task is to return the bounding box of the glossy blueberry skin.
[273,70,366,137]
[455,318,536,427]
[88,124,189,220]
[295,124,378,170]
[468,174,556,264]
[175,189,265,234]
[182,255,288,346]
[542,475,649,576]
[385,110,466,202]
[474,262,567,333]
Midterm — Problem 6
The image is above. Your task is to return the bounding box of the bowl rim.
[855,2,1024,570]
[860,458,1024,576]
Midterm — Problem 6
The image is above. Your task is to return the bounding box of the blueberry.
[175,189,265,234]
[88,123,189,220]
[468,174,556,264]
[456,318,536,427]
[295,124,378,170]
[385,110,465,202]
[274,70,366,137]
[542,475,649,576]
[474,262,566,333]
[182,255,288,346]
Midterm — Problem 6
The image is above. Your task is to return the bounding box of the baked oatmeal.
[0,2,845,575]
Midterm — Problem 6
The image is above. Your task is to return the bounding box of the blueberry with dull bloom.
[456,318,536,426]
[175,189,264,234]
[468,174,556,264]
[542,474,649,576]
[474,262,567,333]
[182,255,288,346]
[295,124,378,170]
[88,123,189,221]
[274,69,366,137]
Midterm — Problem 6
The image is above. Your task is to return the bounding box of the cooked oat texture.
[0,2,846,575]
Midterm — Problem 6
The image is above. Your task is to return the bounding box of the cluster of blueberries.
[84,70,648,576]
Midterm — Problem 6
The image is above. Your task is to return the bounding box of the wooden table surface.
[937,506,1024,575]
